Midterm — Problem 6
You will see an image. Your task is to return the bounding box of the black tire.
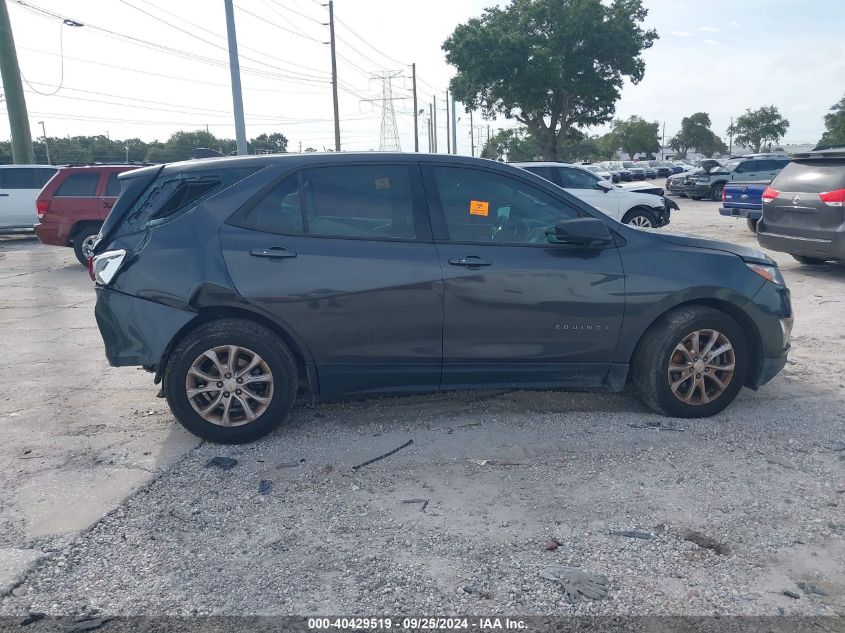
[632,306,749,418]
[746,218,758,233]
[690,195,702,201]
[164,318,298,443]
[72,225,100,266]
[622,207,659,228]
[791,255,827,265]
[710,183,725,202]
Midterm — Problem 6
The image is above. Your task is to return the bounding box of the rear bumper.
[756,227,845,261]
[95,287,195,367]
[34,222,68,246]
[719,206,762,220]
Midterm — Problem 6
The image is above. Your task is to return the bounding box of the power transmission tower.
[362,71,402,151]
[223,0,247,155]
[0,0,34,163]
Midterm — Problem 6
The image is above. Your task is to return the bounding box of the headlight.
[747,263,785,286]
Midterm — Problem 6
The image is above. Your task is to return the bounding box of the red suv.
[35,165,142,264]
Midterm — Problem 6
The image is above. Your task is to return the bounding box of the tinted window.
[559,167,602,190]
[240,174,304,235]
[523,166,560,185]
[54,172,100,197]
[105,172,122,197]
[772,160,845,192]
[430,166,579,245]
[300,165,415,239]
[0,167,55,189]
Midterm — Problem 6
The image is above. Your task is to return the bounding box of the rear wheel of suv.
[164,319,298,443]
[710,183,725,202]
[792,255,827,266]
[633,306,749,418]
[622,207,658,228]
[72,225,100,266]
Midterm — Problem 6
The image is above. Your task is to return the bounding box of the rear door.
[221,162,444,395]
[423,163,625,388]
[0,167,56,227]
[763,160,845,240]
[99,170,122,219]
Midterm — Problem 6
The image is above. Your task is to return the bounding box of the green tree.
[818,95,845,147]
[728,106,789,153]
[250,132,288,154]
[669,112,726,158]
[611,116,659,159]
[443,0,657,161]
[480,128,540,161]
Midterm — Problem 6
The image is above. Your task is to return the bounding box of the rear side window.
[523,167,560,185]
[772,160,845,193]
[121,166,258,233]
[54,172,100,197]
[105,172,121,196]
[239,175,304,235]
[1,167,56,189]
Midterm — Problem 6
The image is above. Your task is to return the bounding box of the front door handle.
[448,255,491,267]
[251,246,297,259]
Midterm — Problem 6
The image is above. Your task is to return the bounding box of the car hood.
[656,231,774,265]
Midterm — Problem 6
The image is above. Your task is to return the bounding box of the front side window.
[559,167,602,190]
[430,166,580,245]
[105,172,122,197]
[54,172,100,197]
[523,166,560,186]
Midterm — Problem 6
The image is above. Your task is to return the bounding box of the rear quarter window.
[772,160,845,193]
[0,167,56,189]
[54,172,100,197]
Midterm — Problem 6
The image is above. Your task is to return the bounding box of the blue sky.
[2,0,843,152]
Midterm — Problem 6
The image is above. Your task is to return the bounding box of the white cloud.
[671,30,692,37]
[704,39,720,46]
[729,21,741,28]
[698,26,720,33]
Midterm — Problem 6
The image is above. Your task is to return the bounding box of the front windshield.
[622,161,637,168]
[718,160,740,173]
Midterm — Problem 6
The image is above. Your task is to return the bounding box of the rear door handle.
[250,246,297,259]
[0,193,8,197]
[448,255,491,267]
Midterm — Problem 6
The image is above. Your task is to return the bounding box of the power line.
[233,3,324,44]
[334,16,406,67]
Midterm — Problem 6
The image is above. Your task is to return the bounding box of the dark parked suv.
[757,147,845,264]
[91,154,793,443]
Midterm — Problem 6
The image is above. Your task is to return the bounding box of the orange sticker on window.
[469,200,489,216]
[374,177,391,189]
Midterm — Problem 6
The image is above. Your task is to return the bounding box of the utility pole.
[432,94,438,152]
[411,63,419,152]
[728,116,734,157]
[125,143,129,164]
[38,121,50,165]
[469,110,474,157]
[661,121,665,161]
[0,0,33,164]
[223,0,247,155]
[451,96,457,155]
[428,104,433,152]
[327,0,341,152]
[445,90,451,155]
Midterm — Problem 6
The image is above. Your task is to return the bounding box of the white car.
[513,161,670,228]
[0,165,58,230]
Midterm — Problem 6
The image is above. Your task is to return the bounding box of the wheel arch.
[155,306,317,395]
[627,298,764,389]
[621,205,660,224]
[70,220,103,244]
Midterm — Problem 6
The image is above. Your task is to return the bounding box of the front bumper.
[753,351,789,388]
[685,183,712,198]
[95,287,196,367]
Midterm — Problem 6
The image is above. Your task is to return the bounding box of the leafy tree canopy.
[610,115,660,159]
[818,95,845,148]
[728,106,789,153]
[444,0,657,161]
[669,112,727,158]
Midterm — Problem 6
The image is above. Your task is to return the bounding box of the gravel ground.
[1,198,843,619]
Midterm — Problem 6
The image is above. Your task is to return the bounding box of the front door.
[423,164,625,388]
[557,166,620,219]
[221,162,443,395]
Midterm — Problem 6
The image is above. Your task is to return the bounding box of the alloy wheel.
[81,235,97,260]
[629,215,653,228]
[667,329,735,405]
[185,345,274,426]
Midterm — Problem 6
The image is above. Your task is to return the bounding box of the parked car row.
[666,154,789,201]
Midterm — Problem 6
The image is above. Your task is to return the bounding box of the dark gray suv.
[757,148,845,264]
[91,154,793,443]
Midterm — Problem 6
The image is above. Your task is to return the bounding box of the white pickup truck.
[0,165,58,230]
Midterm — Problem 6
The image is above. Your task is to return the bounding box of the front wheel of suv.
[632,306,749,418]
[710,183,725,202]
[622,207,659,228]
[164,319,298,443]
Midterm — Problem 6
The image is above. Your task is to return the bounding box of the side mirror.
[597,180,614,192]
[553,218,613,245]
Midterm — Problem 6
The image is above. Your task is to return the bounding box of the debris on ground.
[204,457,238,471]
[610,530,654,540]
[766,456,797,470]
[823,440,845,452]
[783,590,801,599]
[258,480,273,496]
[797,581,828,596]
[352,439,413,470]
[276,459,305,469]
[682,529,731,556]
[544,538,562,551]
[627,422,684,432]
[402,498,429,512]
[539,566,608,601]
